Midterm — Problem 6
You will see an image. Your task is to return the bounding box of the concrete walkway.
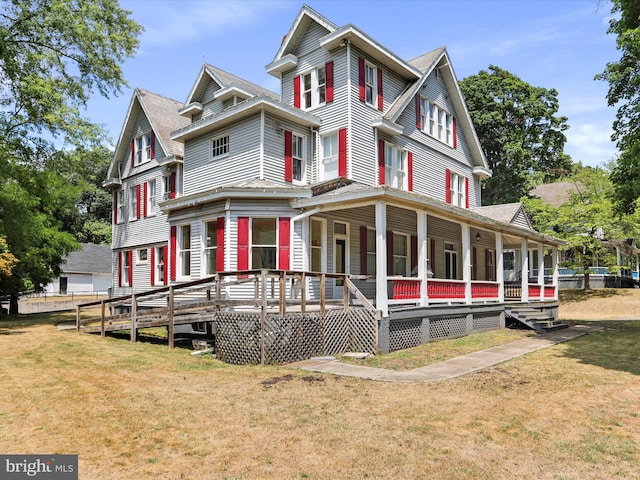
[290,324,605,383]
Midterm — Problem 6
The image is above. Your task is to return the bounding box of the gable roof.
[61,244,111,274]
[471,203,533,230]
[184,63,279,108]
[106,88,189,184]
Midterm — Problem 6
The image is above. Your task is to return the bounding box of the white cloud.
[565,123,617,167]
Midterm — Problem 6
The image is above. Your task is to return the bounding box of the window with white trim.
[129,185,137,221]
[122,252,131,286]
[135,133,152,165]
[321,132,338,181]
[292,134,305,183]
[392,233,409,276]
[203,220,218,276]
[178,224,192,278]
[251,218,277,269]
[137,248,148,265]
[421,98,453,146]
[384,143,407,189]
[211,134,229,158]
[444,242,458,280]
[366,228,376,276]
[487,249,496,281]
[311,218,326,272]
[364,61,377,107]
[117,189,124,223]
[147,179,156,216]
[449,171,466,207]
[154,246,165,285]
[302,66,326,109]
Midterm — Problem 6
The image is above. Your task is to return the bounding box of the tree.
[0,0,141,313]
[460,65,572,206]
[596,0,640,215]
[523,165,638,291]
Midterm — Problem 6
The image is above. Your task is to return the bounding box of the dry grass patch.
[2,307,640,479]
[559,288,640,321]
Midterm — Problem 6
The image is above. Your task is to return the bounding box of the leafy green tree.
[0,0,141,313]
[596,0,640,215]
[524,166,638,290]
[460,65,572,205]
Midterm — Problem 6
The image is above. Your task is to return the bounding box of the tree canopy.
[459,65,572,206]
[596,0,640,215]
[0,0,141,313]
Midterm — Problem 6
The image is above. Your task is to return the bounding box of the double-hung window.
[392,233,409,277]
[211,134,229,158]
[155,246,165,285]
[129,186,137,221]
[311,218,326,272]
[364,62,376,106]
[292,134,305,183]
[251,218,277,269]
[204,220,218,275]
[421,98,454,147]
[135,133,152,164]
[178,224,192,278]
[117,189,125,223]
[302,66,326,110]
[147,179,156,216]
[321,132,339,181]
[366,228,376,276]
[384,143,407,189]
[122,252,131,286]
[445,242,458,280]
[449,171,466,207]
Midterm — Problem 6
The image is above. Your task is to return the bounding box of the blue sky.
[84,0,619,167]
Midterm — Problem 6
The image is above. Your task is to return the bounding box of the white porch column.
[417,211,429,307]
[462,224,472,304]
[552,246,559,300]
[538,243,545,299]
[496,233,504,303]
[375,202,388,317]
[521,237,529,303]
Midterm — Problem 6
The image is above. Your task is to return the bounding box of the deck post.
[375,202,389,317]
[343,276,349,309]
[168,286,175,349]
[521,237,529,303]
[130,294,137,343]
[300,272,306,313]
[279,271,286,315]
[462,224,472,304]
[100,300,106,337]
[215,273,221,306]
[496,233,504,303]
[417,212,429,307]
[320,273,326,316]
[260,270,268,364]
[538,243,545,299]
[76,305,81,333]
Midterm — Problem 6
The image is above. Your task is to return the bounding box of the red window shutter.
[407,151,413,192]
[136,184,141,219]
[216,217,225,272]
[131,139,135,167]
[293,75,301,109]
[465,177,469,208]
[411,235,418,274]
[485,249,490,281]
[386,230,394,275]
[453,117,457,149]
[430,239,436,274]
[169,172,176,199]
[278,217,291,270]
[445,169,451,203]
[150,247,155,286]
[378,139,385,185]
[237,217,250,272]
[377,67,383,111]
[338,128,347,178]
[358,57,365,102]
[170,226,177,281]
[118,251,122,287]
[284,130,293,182]
[360,225,368,275]
[163,245,169,285]
[150,131,155,159]
[325,61,334,103]
[143,182,148,217]
[113,191,118,224]
[128,250,133,287]
[415,95,422,130]
[472,247,477,281]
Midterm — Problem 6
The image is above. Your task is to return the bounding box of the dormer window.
[302,66,326,109]
[419,97,455,147]
[134,132,153,165]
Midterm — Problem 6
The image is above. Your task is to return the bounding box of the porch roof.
[292,182,564,246]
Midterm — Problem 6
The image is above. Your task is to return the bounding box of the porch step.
[505,306,570,333]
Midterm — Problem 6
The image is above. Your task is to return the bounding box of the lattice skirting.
[386,311,505,353]
[214,308,377,365]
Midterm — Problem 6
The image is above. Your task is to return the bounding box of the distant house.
[530,182,640,288]
[44,243,112,295]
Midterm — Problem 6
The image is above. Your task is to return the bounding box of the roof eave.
[265,54,299,77]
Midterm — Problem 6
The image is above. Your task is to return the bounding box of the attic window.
[135,133,153,164]
[419,97,454,147]
[211,134,229,158]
